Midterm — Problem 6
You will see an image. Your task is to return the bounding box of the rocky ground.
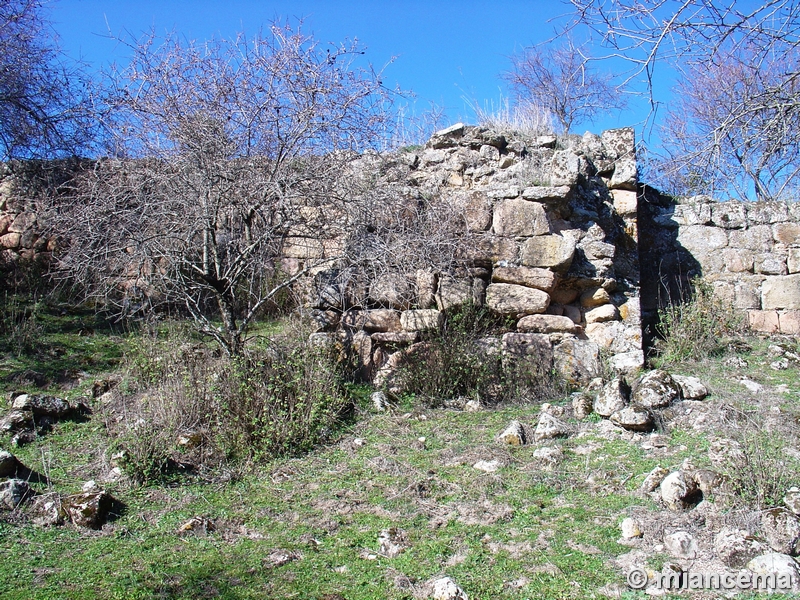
[1,326,800,599]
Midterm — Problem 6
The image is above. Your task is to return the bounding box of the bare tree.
[503,37,626,134]
[0,0,95,160]
[47,24,392,355]
[570,0,800,199]
[656,44,800,200]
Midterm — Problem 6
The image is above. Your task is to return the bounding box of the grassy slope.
[1,304,799,599]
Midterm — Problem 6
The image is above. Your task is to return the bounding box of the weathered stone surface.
[774,222,800,244]
[711,203,747,229]
[785,488,800,515]
[747,553,800,590]
[457,236,518,265]
[755,253,788,276]
[0,478,32,509]
[517,314,579,333]
[610,406,654,432]
[492,198,549,237]
[491,266,557,292]
[692,469,723,496]
[672,375,708,400]
[571,393,594,420]
[435,276,473,311]
[371,331,420,345]
[534,413,571,441]
[608,350,644,374]
[61,491,113,529]
[594,378,628,417]
[416,270,437,308]
[400,309,443,332]
[553,338,600,383]
[715,527,768,568]
[342,309,401,332]
[501,333,554,370]
[763,275,800,309]
[12,394,71,419]
[520,235,576,271]
[780,311,800,334]
[370,273,413,310]
[728,225,773,251]
[762,508,800,555]
[584,304,619,324]
[664,531,698,559]
[602,127,635,160]
[430,576,469,600]
[0,409,34,433]
[497,420,526,446]
[580,287,611,308]
[620,517,643,539]
[660,470,702,511]
[721,248,755,273]
[611,189,638,216]
[609,157,637,190]
[631,370,680,409]
[677,225,728,253]
[749,309,781,332]
[641,466,669,493]
[429,123,465,149]
[789,248,800,274]
[521,185,571,203]
[452,191,492,232]
[8,212,36,233]
[485,283,549,315]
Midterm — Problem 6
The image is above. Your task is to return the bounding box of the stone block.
[677,225,727,253]
[492,198,549,237]
[0,232,20,249]
[580,287,611,308]
[728,225,773,252]
[747,202,789,224]
[491,265,557,292]
[754,254,788,276]
[8,212,36,233]
[486,283,550,315]
[721,248,754,273]
[415,270,437,308]
[609,157,637,190]
[762,275,800,310]
[521,185,571,203]
[501,333,554,367]
[435,276,473,310]
[370,273,413,310]
[517,314,580,333]
[711,203,747,229]
[611,189,638,216]
[749,310,780,333]
[520,234,576,271]
[553,338,600,384]
[779,311,800,335]
[788,248,800,274]
[601,127,635,159]
[342,309,401,332]
[585,304,619,324]
[401,309,443,332]
[774,222,800,245]
[458,236,518,265]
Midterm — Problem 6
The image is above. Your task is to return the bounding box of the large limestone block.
[492,198,549,237]
[762,275,800,310]
[486,283,550,315]
[755,254,788,276]
[779,311,800,334]
[788,248,800,274]
[749,310,780,333]
[435,276,473,310]
[677,225,728,253]
[711,203,747,229]
[609,157,637,190]
[517,314,580,333]
[601,127,635,160]
[721,248,755,273]
[728,225,773,252]
[447,190,492,232]
[491,266,557,292]
[521,185,571,203]
[342,309,401,332]
[774,222,800,244]
[8,212,36,233]
[553,338,600,383]
[370,273,413,310]
[520,235,576,271]
[501,333,554,369]
[611,189,638,216]
[401,309,443,332]
[458,236,518,265]
[585,304,619,324]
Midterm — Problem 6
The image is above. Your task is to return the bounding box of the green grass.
[2,301,800,599]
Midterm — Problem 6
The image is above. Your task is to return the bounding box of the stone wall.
[641,193,800,337]
[0,126,646,381]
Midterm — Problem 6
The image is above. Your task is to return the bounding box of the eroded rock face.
[61,491,113,529]
[594,378,628,417]
[610,406,654,432]
[762,508,800,556]
[485,283,550,315]
[631,370,680,409]
[715,527,768,568]
[0,478,32,509]
[660,470,702,511]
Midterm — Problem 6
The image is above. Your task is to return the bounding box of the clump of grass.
[0,294,45,356]
[112,320,353,482]
[467,96,555,137]
[654,277,745,366]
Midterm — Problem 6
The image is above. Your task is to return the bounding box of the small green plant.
[0,294,45,356]
[654,277,745,365]
[394,302,564,406]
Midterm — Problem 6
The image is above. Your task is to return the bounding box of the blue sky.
[48,0,650,137]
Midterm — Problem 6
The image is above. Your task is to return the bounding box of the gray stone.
[498,420,526,446]
[610,406,654,432]
[762,508,800,555]
[370,273,413,310]
[729,225,773,251]
[0,478,32,509]
[692,469,724,496]
[12,394,71,419]
[609,157,637,190]
[517,314,579,333]
[711,203,747,229]
[521,185,571,203]
[571,393,594,420]
[671,375,708,400]
[785,488,800,515]
[664,531,698,559]
[520,234,576,271]
[492,198,549,237]
[755,253,788,276]
[342,309,401,332]
[594,378,628,417]
[641,466,670,493]
[491,266,557,292]
[763,275,800,310]
[61,491,113,529]
[401,309,443,332]
[435,276,473,311]
[0,409,34,433]
[534,412,571,441]
[660,470,702,510]
[715,527,768,568]
[584,304,619,324]
[485,283,550,315]
[620,517,643,539]
[431,576,469,600]
[677,225,728,253]
[608,350,644,374]
[631,370,680,409]
[747,553,800,590]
